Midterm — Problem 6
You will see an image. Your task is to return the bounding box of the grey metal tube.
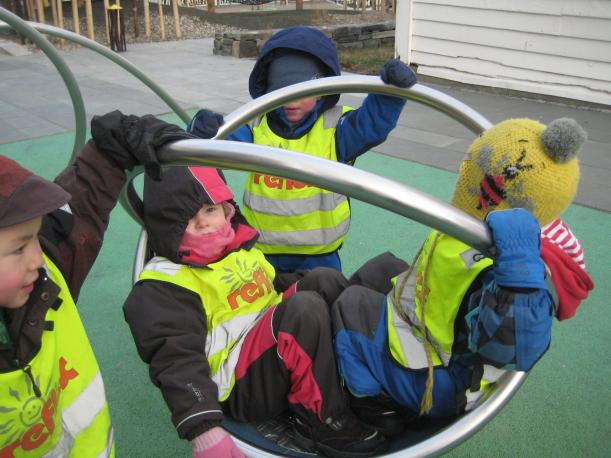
[122,78,492,225]
[0,9,86,159]
[228,371,527,458]
[215,76,493,139]
[158,140,492,251]
[0,20,191,126]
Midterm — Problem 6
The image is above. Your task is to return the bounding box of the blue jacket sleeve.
[466,271,553,372]
[335,94,406,163]
[226,124,253,143]
[186,114,254,143]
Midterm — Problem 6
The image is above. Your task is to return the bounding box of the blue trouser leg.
[332,285,462,418]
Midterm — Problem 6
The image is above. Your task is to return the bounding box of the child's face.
[282,97,318,124]
[0,217,44,309]
[185,203,227,236]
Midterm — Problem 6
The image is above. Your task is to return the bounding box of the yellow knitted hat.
[451,118,586,226]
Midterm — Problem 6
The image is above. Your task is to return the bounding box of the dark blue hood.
[249,26,341,112]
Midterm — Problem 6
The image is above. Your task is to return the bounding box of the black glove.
[188,109,225,139]
[91,110,194,180]
[380,58,417,88]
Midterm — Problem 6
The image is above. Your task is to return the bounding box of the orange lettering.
[59,357,78,389]
[241,283,259,303]
[253,269,271,296]
[264,175,283,189]
[0,440,21,458]
[41,388,58,434]
[253,173,262,185]
[21,424,47,451]
[286,180,306,190]
[227,289,240,310]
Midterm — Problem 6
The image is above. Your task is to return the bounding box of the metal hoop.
[129,78,527,457]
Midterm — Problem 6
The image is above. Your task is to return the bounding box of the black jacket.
[123,166,263,441]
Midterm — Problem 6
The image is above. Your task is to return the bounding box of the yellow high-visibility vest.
[0,254,114,457]
[139,248,281,400]
[244,105,353,255]
[386,231,503,408]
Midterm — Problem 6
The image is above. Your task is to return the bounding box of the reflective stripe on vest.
[0,254,113,458]
[139,249,281,400]
[387,231,493,369]
[244,105,353,255]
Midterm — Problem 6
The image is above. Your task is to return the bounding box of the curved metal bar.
[0,9,86,159]
[122,78,493,224]
[225,371,527,458]
[0,20,191,127]
[399,372,527,457]
[215,76,493,139]
[158,140,493,251]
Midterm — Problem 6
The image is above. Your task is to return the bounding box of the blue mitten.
[188,108,224,139]
[379,58,417,88]
[485,209,546,290]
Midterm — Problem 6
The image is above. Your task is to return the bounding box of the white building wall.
[396,0,611,105]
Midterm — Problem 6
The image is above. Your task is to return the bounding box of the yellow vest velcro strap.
[244,191,348,216]
[257,217,350,247]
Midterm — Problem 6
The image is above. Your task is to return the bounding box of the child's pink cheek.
[0,273,24,302]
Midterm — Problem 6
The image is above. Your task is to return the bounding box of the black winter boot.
[350,393,417,437]
[291,409,388,458]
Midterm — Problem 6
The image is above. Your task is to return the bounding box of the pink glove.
[192,427,245,458]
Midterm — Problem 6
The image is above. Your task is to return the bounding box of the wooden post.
[71,0,80,34]
[26,0,36,21]
[84,0,94,40]
[133,0,139,38]
[56,0,64,28]
[35,0,45,22]
[296,0,303,10]
[103,0,110,43]
[143,0,151,38]
[171,0,181,38]
[206,0,214,13]
[50,0,58,26]
[158,0,165,41]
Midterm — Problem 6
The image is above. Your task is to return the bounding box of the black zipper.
[18,361,42,398]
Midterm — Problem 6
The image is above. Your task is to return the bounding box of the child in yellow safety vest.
[188,26,418,277]
[330,118,595,437]
[108,113,389,458]
[0,111,194,457]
